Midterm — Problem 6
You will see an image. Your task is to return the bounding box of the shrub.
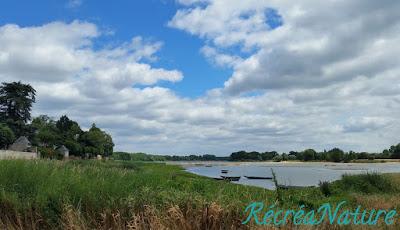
[319,181,331,196]
[0,123,15,149]
[272,155,283,162]
[39,147,63,160]
[337,173,397,194]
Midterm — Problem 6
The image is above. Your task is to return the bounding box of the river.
[169,161,400,189]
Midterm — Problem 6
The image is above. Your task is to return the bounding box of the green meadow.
[0,160,400,229]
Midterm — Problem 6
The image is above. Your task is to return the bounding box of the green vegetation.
[0,123,14,149]
[229,145,400,163]
[1,160,400,229]
[0,81,114,158]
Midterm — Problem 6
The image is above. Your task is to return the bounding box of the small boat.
[221,169,229,174]
[213,177,224,180]
[221,176,241,181]
[277,185,315,190]
[205,165,212,167]
[244,176,273,180]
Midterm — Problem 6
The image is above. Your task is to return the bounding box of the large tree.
[56,115,83,156]
[0,81,36,123]
[0,82,36,136]
[31,115,60,147]
[79,123,114,157]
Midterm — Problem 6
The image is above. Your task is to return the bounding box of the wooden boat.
[244,176,273,180]
[277,185,315,190]
[221,169,228,174]
[221,176,241,181]
[213,177,224,180]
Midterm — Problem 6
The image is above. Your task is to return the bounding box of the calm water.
[175,162,400,189]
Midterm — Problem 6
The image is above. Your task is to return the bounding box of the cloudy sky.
[0,0,399,155]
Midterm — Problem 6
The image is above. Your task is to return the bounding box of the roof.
[13,136,31,145]
[56,145,69,152]
[9,136,31,151]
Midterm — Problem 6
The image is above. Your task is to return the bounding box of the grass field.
[0,160,400,229]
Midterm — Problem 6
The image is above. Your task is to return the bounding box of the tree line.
[112,152,229,161]
[0,81,114,158]
[229,145,400,162]
[113,146,400,163]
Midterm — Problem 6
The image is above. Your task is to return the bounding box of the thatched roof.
[9,136,31,152]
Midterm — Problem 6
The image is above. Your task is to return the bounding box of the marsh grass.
[334,172,398,194]
[0,160,400,229]
[0,160,270,229]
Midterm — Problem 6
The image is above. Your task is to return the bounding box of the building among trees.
[9,136,31,152]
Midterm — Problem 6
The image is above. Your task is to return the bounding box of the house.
[9,136,31,152]
[56,145,69,158]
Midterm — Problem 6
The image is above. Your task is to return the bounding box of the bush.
[272,155,283,162]
[319,181,331,196]
[337,173,397,194]
[0,123,15,149]
[38,147,63,160]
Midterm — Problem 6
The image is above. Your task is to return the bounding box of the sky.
[0,0,399,155]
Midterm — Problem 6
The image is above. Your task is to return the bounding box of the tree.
[55,115,83,156]
[302,149,316,161]
[31,115,60,147]
[389,144,400,159]
[327,148,344,162]
[0,81,36,123]
[0,82,36,137]
[79,123,114,157]
[0,123,15,149]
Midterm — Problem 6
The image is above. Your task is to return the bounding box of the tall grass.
[1,160,399,229]
[335,172,398,194]
[0,160,271,229]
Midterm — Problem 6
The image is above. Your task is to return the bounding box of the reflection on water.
[180,162,400,189]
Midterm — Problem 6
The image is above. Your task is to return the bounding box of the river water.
[171,161,400,189]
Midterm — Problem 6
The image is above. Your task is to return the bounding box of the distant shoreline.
[167,160,400,168]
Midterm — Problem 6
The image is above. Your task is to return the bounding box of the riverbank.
[168,159,400,167]
[1,160,400,229]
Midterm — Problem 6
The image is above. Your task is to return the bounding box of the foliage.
[388,143,400,159]
[38,147,63,160]
[334,173,398,194]
[327,148,345,162]
[0,123,15,149]
[79,123,114,157]
[302,149,317,161]
[31,115,61,147]
[272,155,282,162]
[319,181,331,197]
[0,82,36,137]
[230,150,277,161]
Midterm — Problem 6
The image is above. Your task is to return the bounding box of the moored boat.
[221,176,241,181]
[244,176,273,180]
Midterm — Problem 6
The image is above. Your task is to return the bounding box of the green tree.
[31,115,60,147]
[0,123,15,149]
[389,144,400,159]
[327,148,344,162]
[0,82,35,120]
[0,82,36,137]
[80,123,114,157]
[56,115,83,156]
[302,149,316,161]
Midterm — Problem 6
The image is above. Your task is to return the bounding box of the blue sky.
[0,0,231,97]
[0,0,398,154]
